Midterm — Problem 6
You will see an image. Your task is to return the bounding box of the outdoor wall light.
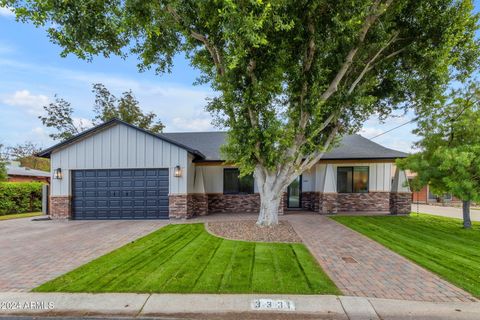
[53,168,63,179]
[174,165,182,177]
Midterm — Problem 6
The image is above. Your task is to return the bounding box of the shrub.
[0,182,43,215]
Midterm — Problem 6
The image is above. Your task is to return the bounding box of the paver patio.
[287,214,475,303]
[0,217,167,292]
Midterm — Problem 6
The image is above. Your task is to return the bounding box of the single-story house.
[38,118,412,220]
[6,161,50,183]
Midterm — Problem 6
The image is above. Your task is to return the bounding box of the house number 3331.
[251,299,296,311]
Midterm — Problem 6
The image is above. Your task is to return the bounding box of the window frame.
[223,168,255,195]
[337,166,370,194]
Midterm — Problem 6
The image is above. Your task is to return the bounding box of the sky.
[0,5,472,153]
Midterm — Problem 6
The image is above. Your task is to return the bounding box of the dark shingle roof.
[162,132,408,161]
[38,118,408,161]
[322,134,408,160]
[7,164,50,177]
[161,132,227,161]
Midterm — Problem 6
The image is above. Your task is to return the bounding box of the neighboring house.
[6,161,50,183]
[38,118,412,220]
[407,172,459,205]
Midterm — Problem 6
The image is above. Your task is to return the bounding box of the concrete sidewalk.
[414,204,480,222]
[0,292,479,320]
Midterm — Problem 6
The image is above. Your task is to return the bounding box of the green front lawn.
[0,212,43,221]
[34,223,339,294]
[331,214,480,297]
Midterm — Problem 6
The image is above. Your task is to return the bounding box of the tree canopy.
[39,83,164,141]
[398,82,480,228]
[4,0,479,225]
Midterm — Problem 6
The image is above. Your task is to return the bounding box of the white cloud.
[72,117,93,131]
[29,127,51,145]
[359,127,383,139]
[170,116,214,132]
[381,139,415,153]
[0,7,14,17]
[2,90,49,115]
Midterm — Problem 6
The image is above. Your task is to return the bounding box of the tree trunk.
[257,187,281,227]
[254,166,292,227]
[462,200,472,229]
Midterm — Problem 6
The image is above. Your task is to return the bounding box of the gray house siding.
[50,123,189,196]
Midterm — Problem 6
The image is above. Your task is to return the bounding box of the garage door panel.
[121,170,133,177]
[109,181,121,187]
[72,168,169,220]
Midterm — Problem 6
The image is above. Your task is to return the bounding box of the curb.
[0,292,479,319]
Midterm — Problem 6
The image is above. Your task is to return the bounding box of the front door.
[287,175,302,209]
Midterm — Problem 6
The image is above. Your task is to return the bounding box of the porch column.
[390,168,412,215]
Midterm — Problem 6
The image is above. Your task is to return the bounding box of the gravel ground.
[206,220,302,243]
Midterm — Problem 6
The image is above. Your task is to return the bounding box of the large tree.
[4,0,478,225]
[398,82,480,229]
[40,83,165,141]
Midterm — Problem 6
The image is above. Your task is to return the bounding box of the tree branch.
[300,125,340,172]
[347,31,399,95]
[166,5,225,76]
[319,0,393,102]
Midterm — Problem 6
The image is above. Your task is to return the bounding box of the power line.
[369,117,417,140]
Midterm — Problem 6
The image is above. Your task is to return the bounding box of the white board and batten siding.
[50,123,189,196]
[194,162,396,194]
[313,162,395,193]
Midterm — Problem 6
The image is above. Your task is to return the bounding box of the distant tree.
[39,95,88,141]
[6,142,50,171]
[0,144,8,181]
[39,83,165,141]
[398,82,480,229]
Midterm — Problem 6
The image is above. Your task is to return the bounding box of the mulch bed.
[206,220,302,243]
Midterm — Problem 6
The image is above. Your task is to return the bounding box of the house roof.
[38,118,408,161]
[37,118,205,158]
[162,131,408,161]
[6,164,50,178]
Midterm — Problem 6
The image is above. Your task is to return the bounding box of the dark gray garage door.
[72,169,169,220]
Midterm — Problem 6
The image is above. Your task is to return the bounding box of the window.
[337,167,369,193]
[223,168,254,194]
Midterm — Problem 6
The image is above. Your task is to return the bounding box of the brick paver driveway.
[287,214,475,303]
[0,217,167,292]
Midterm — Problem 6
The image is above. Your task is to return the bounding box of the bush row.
[0,182,43,215]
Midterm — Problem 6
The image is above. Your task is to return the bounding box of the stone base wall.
[208,194,260,214]
[319,193,338,214]
[336,192,390,213]
[390,192,412,215]
[207,193,286,215]
[50,196,71,219]
[304,192,411,215]
[191,194,209,216]
[169,194,193,219]
[301,192,315,211]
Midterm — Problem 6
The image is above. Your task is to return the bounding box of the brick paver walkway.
[0,218,167,292]
[287,214,475,303]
